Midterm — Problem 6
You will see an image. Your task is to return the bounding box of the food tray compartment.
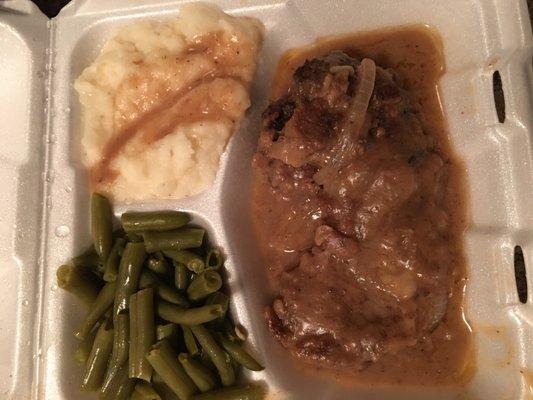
[0,0,532,399]
[0,4,48,399]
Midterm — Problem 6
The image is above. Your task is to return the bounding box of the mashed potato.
[74,3,263,201]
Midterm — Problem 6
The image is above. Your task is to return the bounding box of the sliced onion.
[331,58,376,167]
[315,58,376,185]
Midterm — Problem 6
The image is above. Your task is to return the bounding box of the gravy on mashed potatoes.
[75,3,263,202]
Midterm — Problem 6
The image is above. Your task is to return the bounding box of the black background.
[31,0,70,17]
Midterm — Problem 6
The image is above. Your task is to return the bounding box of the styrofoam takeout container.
[0,0,532,398]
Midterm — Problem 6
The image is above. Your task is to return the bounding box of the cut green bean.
[81,320,114,391]
[216,334,264,371]
[100,361,135,400]
[187,271,222,302]
[164,250,205,274]
[104,238,126,282]
[234,325,248,342]
[129,288,155,381]
[206,293,229,315]
[146,340,198,400]
[91,193,114,261]
[131,389,144,400]
[157,301,224,326]
[178,353,217,392]
[191,384,264,400]
[199,349,216,371]
[205,248,223,271]
[152,372,181,400]
[174,262,189,291]
[126,232,144,242]
[153,371,165,385]
[139,270,189,307]
[122,211,190,233]
[132,382,162,400]
[101,311,130,393]
[206,293,229,330]
[57,264,102,306]
[181,325,199,356]
[219,320,239,342]
[157,323,180,349]
[71,246,103,276]
[190,325,235,387]
[113,242,146,317]
[147,252,171,276]
[143,229,205,253]
[74,326,98,366]
[74,281,116,340]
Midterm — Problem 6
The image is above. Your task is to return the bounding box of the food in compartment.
[251,28,471,383]
[57,193,264,399]
[74,3,263,202]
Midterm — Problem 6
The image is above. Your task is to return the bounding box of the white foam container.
[0,0,532,399]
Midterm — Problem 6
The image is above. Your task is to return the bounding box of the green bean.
[206,293,229,315]
[132,382,162,400]
[130,288,155,381]
[147,252,171,276]
[205,293,229,330]
[114,242,147,317]
[153,371,165,385]
[181,325,199,356]
[71,246,103,276]
[157,301,224,326]
[190,325,234,387]
[205,248,223,271]
[74,326,98,366]
[104,238,126,282]
[191,385,264,400]
[216,334,264,371]
[146,340,198,400]
[233,324,248,342]
[101,311,130,393]
[131,389,144,400]
[157,323,180,343]
[100,361,135,400]
[174,262,189,291]
[114,229,143,244]
[91,193,114,261]
[178,353,217,392]
[199,349,216,371]
[139,270,189,307]
[152,371,182,400]
[143,229,205,253]
[122,211,190,233]
[57,264,102,306]
[126,232,144,243]
[164,250,205,274]
[155,322,178,342]
[74,281,116,340]
[187,271,222,302]
[113,312,131,371]
[81,320,114,391]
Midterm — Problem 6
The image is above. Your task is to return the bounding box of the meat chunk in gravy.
[252,51,465,372]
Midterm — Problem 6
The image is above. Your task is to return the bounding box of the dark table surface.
[32,0,70,17]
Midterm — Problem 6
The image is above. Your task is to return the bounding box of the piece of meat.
[254,51,457,371]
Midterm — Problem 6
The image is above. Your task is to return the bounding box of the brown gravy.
[89,32,252,189]
[251,26,473,385]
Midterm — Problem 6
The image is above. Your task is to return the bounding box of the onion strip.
[314,58,376,185]
[331,58,376,167]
